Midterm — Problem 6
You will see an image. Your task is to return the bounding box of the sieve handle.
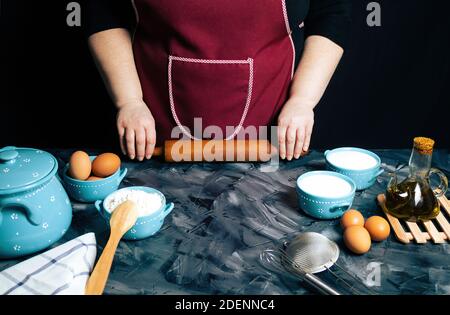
[303,273,341,295]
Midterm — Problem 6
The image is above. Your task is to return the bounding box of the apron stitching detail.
[168,57,195,140]
[170,56,250,64]
[131,0,139,23]
[131,0,139,42]
[168,55,254,141]
[281,0,292,34]
[281,0,296,79]
[232,58,254,140]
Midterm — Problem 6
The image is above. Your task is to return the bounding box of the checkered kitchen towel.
[0,233,96,295]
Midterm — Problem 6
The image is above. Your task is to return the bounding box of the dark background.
[1,0,449,151]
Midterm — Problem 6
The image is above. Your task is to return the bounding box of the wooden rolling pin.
[152,140,278,162]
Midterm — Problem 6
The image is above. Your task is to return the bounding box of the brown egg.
[344,226,371,254]
[365,216,390,241]
[68,151,91,180]
[86,176,103,181]
[341,209,365,229]
[92,153,121,177]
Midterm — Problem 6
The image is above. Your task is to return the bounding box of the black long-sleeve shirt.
[83,0,352,50]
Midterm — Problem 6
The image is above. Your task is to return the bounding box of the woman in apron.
[85,0,351,161]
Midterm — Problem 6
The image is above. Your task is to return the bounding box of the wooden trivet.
[377,194,450,244]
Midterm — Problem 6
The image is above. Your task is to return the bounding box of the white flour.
[298,174,352,198]
[327,150,377,170]
[105,189,163,217]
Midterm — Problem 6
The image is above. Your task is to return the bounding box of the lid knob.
[0,149,19,163]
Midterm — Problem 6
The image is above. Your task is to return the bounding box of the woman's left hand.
[277,97,315,160]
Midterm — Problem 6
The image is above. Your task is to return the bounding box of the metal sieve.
[260,232,376,295]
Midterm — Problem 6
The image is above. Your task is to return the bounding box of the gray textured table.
[1,149,450,295]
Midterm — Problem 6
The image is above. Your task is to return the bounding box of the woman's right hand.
[116,100,156,161]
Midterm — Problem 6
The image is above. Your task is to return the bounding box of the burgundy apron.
[132,0,295,144]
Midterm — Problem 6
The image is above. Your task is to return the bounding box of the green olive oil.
[385,137,442,222]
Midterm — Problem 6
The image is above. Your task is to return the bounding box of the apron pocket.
[168,55,254,140]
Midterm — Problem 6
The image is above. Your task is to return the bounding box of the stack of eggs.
[68,151,121,181]
[341,209,390,254]
[63,151,127,202]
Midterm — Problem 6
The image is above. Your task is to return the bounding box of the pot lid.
[0,146,57,192]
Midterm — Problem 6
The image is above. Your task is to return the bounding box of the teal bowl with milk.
[325,147,384,190]
[296,171,356,219]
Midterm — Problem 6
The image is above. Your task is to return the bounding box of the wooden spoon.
[85,200,139,295]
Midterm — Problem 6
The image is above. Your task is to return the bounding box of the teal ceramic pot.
[296,171,356,219]
[324,147,384,190]
[0,146,72,259]
[95,186,174,240]
[62,156,127,203]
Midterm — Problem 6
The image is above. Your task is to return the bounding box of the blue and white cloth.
[0,233,96,295]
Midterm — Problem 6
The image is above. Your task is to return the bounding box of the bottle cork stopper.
[413,137,435,155]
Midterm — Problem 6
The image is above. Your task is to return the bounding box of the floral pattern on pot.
[0,146,72,259]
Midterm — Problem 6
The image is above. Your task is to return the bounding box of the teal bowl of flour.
[296,171,356,219]
[324,147,384,190]
[95,186,174,240]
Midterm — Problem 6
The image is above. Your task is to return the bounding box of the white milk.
[105,189,163,217]
[327,150,377,170]
[298,174,352,198]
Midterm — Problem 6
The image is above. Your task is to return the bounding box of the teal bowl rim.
[100,186,168,220]
[62,155,124,185]
[296,171,356,201]
[324,147,381,173]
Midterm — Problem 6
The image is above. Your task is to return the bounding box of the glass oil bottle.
[385,137,448,222]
